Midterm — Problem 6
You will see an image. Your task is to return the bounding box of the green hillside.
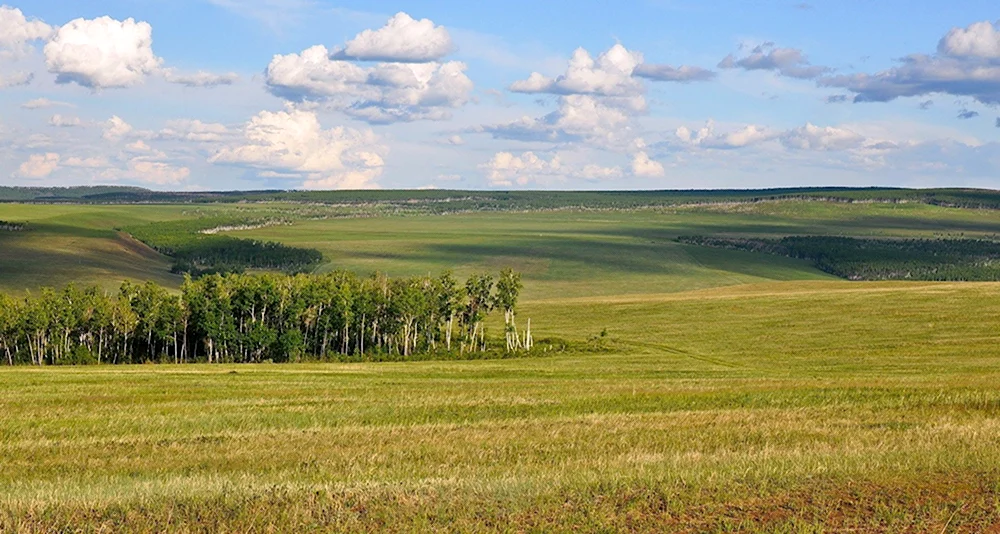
[3,191,1000,530]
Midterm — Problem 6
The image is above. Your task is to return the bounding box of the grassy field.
[3,281,1000,530]
[2,197,1000,530]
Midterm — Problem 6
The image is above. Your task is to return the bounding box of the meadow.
[2,192,1000,531]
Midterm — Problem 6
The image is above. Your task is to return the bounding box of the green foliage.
[680,235,1000,281]
[125,218,322,276]
[0,270,531,365]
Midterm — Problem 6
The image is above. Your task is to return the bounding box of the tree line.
[125,218,323,276]
[679,235,1000,281]
[0,269,532,366]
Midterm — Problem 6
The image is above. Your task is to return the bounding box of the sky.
[1,1,999,191]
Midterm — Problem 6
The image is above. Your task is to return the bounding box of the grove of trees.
[126,218,323,276]
[0,269,530,366]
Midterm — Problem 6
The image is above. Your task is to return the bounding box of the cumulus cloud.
[477,94,635,146]
[958,108,980,119]
[333,12,453,62]
[14,153,60,178]
[822,20,1000,105]
[938,20,1000,58]
[0,6,52,58]
[264,13,471,123]
[719,42,829,79]
[676,121,776,149]
[210,109,387,189]
[103,116,134,141]
[266,46,473,123]
[49,114,82,127]
[44,16,162,89]
[163,69,239,87]
[632,151,665,177]
[117,160,190,185]
[509,45,645,97]
[21,98,73,109]
[482,44,714,152]
[482,151,622,187]
[779,123,867,151]
[511,44,715,94]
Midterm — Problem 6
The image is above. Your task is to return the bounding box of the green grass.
[3,282,1000,530]
[3,198,1000,530]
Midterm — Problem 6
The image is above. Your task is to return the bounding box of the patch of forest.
[680,235,1000,281]
[124,218,322,276]
[6,186,1000,212]
[0,270,549,366]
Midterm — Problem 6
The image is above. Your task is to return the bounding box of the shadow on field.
[425,240,689,276]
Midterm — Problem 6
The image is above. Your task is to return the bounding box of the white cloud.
[21,98,73,109]
[482,151,622,187]
[125,139,153,152]
[210,108,387,189]
[265,45,473,123]
[480,43,712,151]
[779,123,867,151]
[483,151,564,187]
[632,151,665,177]
[44,16,162,89]
[478,94,635,146]
[676,121,776,149]
[49,114,82,127]
[939,20,1000,59]
[103,116,134,141]
[334,12,453,62]
[0,6,52,58]
[509,45,644,97]
[119,160,190,185]
[14,153,60,178]
[163,69,240,87]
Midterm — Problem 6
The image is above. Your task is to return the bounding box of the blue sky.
[1,1,999,190]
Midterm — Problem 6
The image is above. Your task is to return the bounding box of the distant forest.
[0,270,532,366]
[5,186,1000,211]
[125,218,322,276]
[680,236,1000,281]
